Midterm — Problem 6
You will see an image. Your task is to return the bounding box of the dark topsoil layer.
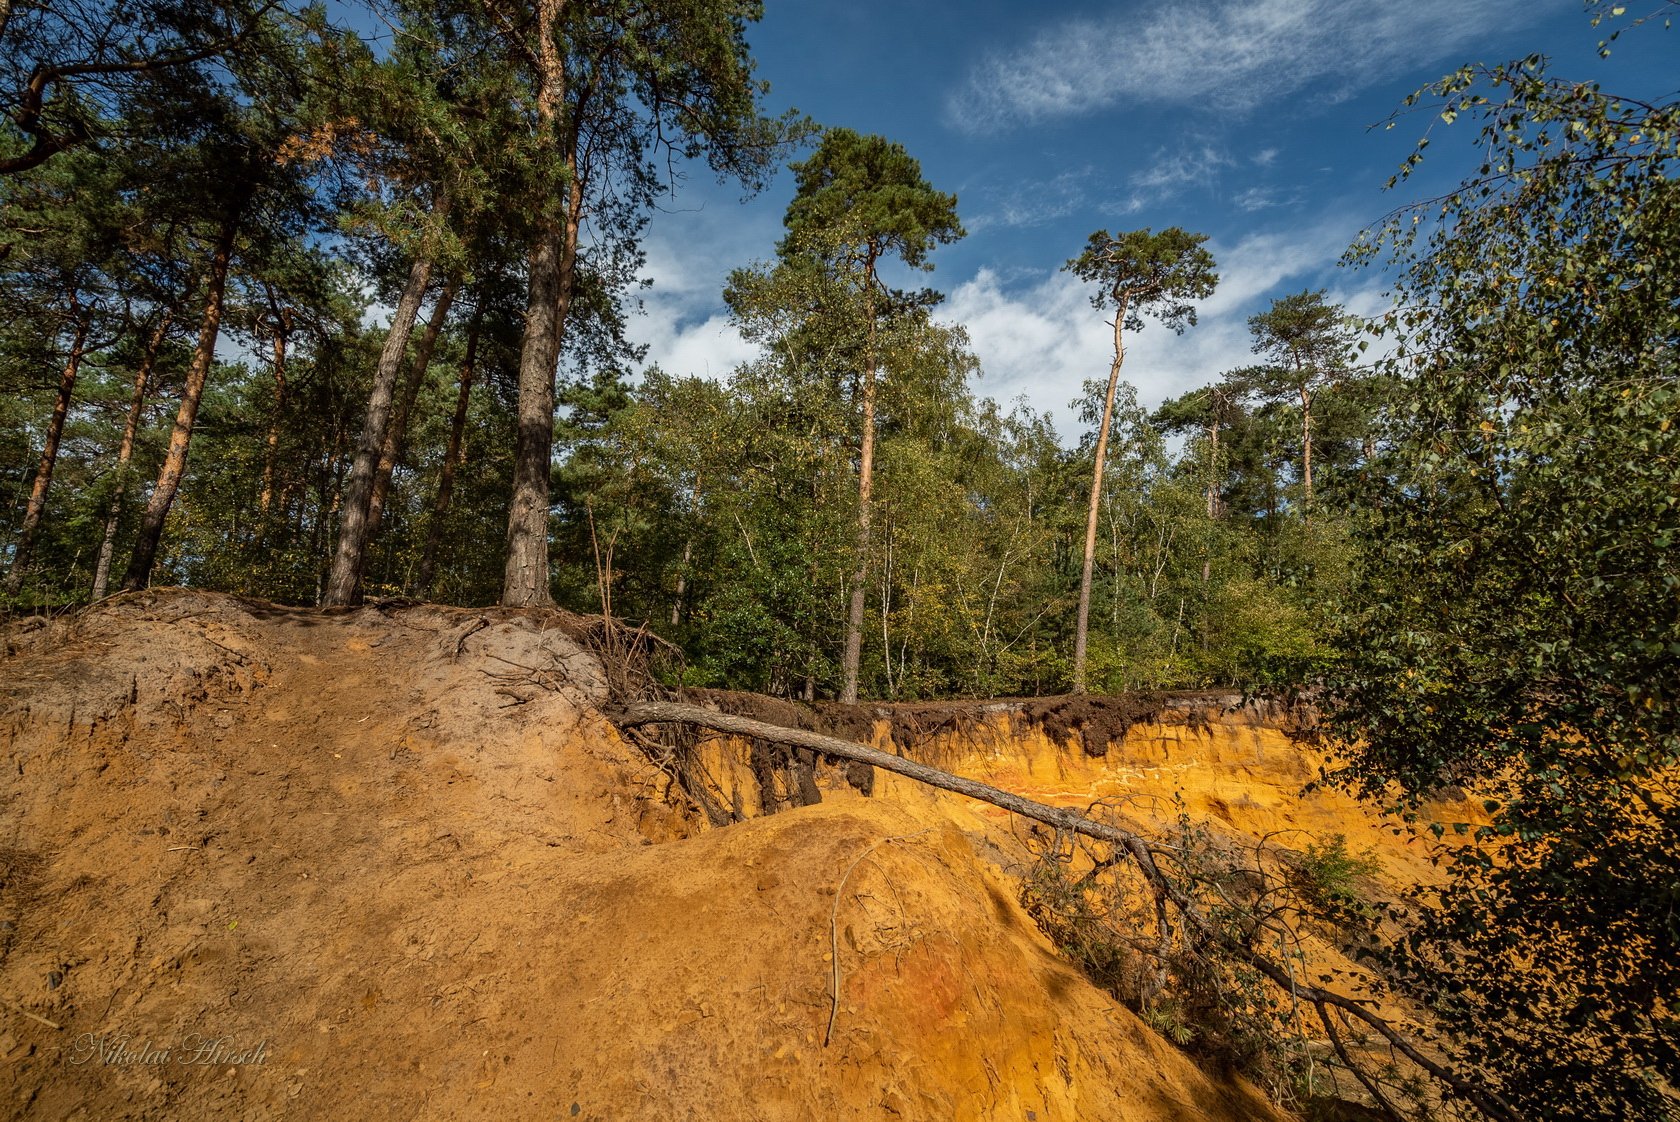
[680,687,1307,762]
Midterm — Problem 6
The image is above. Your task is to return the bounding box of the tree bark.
[614,700,1104,831]
[257,303,291,527]
[1072,297,1128,693]
[416,301,481,598]
[312,422,348,605]
[671,473,699,626]
[121,213,241,592]
[671,538,692,625]
[502,2,580,608]
[365,273,457,551]
[1299,385,1313,516]
[1200,411,1218,597]
[92,311,171,601]
[5,299,91,595]
[840,272,879,704]
[321,250,435,606]
[1206,414,1220,520]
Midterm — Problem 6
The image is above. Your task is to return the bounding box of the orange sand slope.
[2,590,1298,1121]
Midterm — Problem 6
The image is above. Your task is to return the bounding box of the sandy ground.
[0,590,1290,1121]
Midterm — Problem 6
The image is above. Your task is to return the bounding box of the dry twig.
[823,830,930,1047]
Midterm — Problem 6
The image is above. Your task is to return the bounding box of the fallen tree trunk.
[610,699,1522,1122]
[615,699,1121,842]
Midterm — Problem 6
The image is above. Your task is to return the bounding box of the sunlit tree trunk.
[315,423,349,605]
[92,311,171,601]
[257,302,292,533]
[1299,381,1314,515]
[1072,298,1127,693]
[670,474,699,626]
[416,301,481,597]
[840,278,878,704]
[122,211,242,592]
[365,273,457,557]
[503,0,579,608]
[1201,413,1218,591]
[5,297,91,595]
[1207,415,1221,519]
[322,250,435,605]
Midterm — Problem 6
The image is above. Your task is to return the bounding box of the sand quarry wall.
[674,689,1454,892]
[0,590,1367,1121]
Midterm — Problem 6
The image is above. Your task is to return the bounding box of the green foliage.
[0,0,275,175]
[9,7,1680,1119]
[783,127,963,272]
[1195,576,1325,685]
[1328,17,1680,1120]
[1289,834,1382,923]
[1064,226,1217,330]
[1246,290,1359,378]
[1062,230,1218,692]
[0,0,1349,699]
[1017,806,1368,1113]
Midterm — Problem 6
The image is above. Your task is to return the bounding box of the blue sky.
[628,0,1675,439]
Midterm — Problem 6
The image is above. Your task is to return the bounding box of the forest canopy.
[0,0,1364,697]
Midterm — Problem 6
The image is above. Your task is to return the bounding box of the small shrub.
[1290,833,1382,924]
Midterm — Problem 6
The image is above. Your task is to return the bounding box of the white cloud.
[1130,145,1233,193]
[622,198,781,381]
[624,193,1389,444]
[967,167,1102,232]
[1200,224,1353,314]
[639,312,760,380]
[946,0,1545,132]
[1117,143,1238,211]
[936,222,1376,440]
[969,145,1247,232]
[940,265,1260,436]
[1232,186,1286,212]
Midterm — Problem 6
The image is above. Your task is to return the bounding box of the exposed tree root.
[610,700,1523,1122]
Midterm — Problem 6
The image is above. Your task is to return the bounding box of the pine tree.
[1064,228,1216,692]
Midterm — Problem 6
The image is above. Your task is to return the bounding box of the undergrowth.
[1016,802,1407,1117]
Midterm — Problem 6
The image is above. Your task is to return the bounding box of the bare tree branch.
[1,1,279,175]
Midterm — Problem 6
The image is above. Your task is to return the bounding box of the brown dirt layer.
[684,687,1303,764]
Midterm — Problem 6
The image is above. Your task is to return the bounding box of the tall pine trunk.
[503,3,579,608]
[1072,298,1128,693]
[364,274,456,556]
[120,213,245,591]
[5,298,91,595]
[839,356,877,702]
[670,537,693,626]
[321,250,435,606]
[839,280,879,704]
[1200,414,1219,591]
[92,311,171,601]
[312,423,347,605]
[1299,384,1314,516]
[121,212,240,592]
[1207,416,1221,520]
[257,306,291,533]
[669,472,700,625]
[416,302,481,598]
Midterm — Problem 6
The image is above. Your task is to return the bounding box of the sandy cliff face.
[681,689,1458,893]
[0,590,1291,1122]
